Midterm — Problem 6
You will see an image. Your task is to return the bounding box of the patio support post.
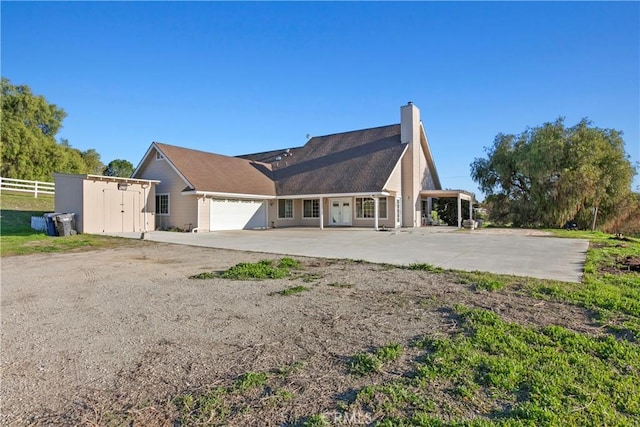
[319,197,324,230]
[457,194,462,228]
[469,197,473,223]
[373,196,379,231]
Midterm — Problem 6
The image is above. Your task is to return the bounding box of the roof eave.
[276,191,391,199]
[184,190,277,200]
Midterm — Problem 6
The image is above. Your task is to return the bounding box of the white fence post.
[34,181,39,198]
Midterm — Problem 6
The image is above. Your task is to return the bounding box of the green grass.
[0,192,134,256]
[375,343,403,363]
[173,367,298,425]
[220,259,289,279]
[349,353,383,376]
[234,371,269,391]
[406,263,444,273]
[194,257,303,280]
[123,228,640,425]
[349,343,404,376]
[303,414,330,427]
[278,256,301,269]
[189,271,218,279]
[448,231,640,340]
[347,305,640,426]
[271,285,310,296]
[456,271,509,291]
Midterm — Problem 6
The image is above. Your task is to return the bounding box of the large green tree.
[1,78,105,180]
[81,148,105,175]
[470,118,636,228]
[1,77,67,180]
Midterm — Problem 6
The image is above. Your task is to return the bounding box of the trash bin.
[54,213,77,237]
[44,213,60,236]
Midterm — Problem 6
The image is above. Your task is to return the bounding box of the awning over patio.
[420,190,474,228]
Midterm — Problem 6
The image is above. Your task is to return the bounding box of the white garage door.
[210,199,267,231]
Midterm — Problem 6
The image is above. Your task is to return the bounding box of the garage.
[209,199,267,231]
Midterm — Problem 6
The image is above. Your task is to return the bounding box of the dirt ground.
[1,242,599,426]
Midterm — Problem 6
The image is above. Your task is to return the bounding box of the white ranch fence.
[0,177,55,198]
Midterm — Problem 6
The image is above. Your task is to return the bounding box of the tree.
[81,149,104,174]
[1,77,105,180]
[433,197,472,226]
[56,139,88,174]
[103,159,134,177]
[470,118,636,228]
[1,77,67,180]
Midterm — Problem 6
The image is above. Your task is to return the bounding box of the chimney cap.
[407,101,413,105]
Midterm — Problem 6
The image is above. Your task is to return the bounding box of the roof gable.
[147,142,276,196]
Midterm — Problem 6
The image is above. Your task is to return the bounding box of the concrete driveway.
[114,227,589,283]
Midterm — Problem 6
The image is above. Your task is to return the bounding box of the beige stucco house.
[132,103,472,232]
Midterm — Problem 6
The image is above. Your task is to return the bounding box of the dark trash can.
[54,213,77,236]
[44,213,60,236]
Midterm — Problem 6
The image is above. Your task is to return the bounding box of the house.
[132,102,473,232]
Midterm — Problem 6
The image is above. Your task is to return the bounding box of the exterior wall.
[135,149,197,230]
[54,174,85,231]
[54,173,156,234]
[351,196,395,228]
[268,199,306,228]
[197,197,210,232]
[81,179,155,234]
[267,196,396,229]
[420,130,438,191]
[385,160,403,194]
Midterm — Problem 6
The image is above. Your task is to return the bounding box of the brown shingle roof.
[271,124,405,195]
[152,123,405,197]
[236,146,303,163]
[154,142,276,196]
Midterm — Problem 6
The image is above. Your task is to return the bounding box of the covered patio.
[420,190,475,228]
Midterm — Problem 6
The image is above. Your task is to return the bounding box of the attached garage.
[54,173,159,234]
[209,199,267,230]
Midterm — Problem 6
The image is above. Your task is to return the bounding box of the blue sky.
[3,1,639,195]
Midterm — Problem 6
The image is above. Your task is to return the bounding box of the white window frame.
[278,199,294,219]
[156,151,164,160]
[302,199,320,218]
[355,197,387,219]
[156,193,170,216]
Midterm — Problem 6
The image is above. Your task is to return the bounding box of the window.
[156,194,169,215]
[303,199,320,218]
[355,197,387,219]
[278,199,293,219]
[156,151,164,160]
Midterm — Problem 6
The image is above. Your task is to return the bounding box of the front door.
[330,198,352,226]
